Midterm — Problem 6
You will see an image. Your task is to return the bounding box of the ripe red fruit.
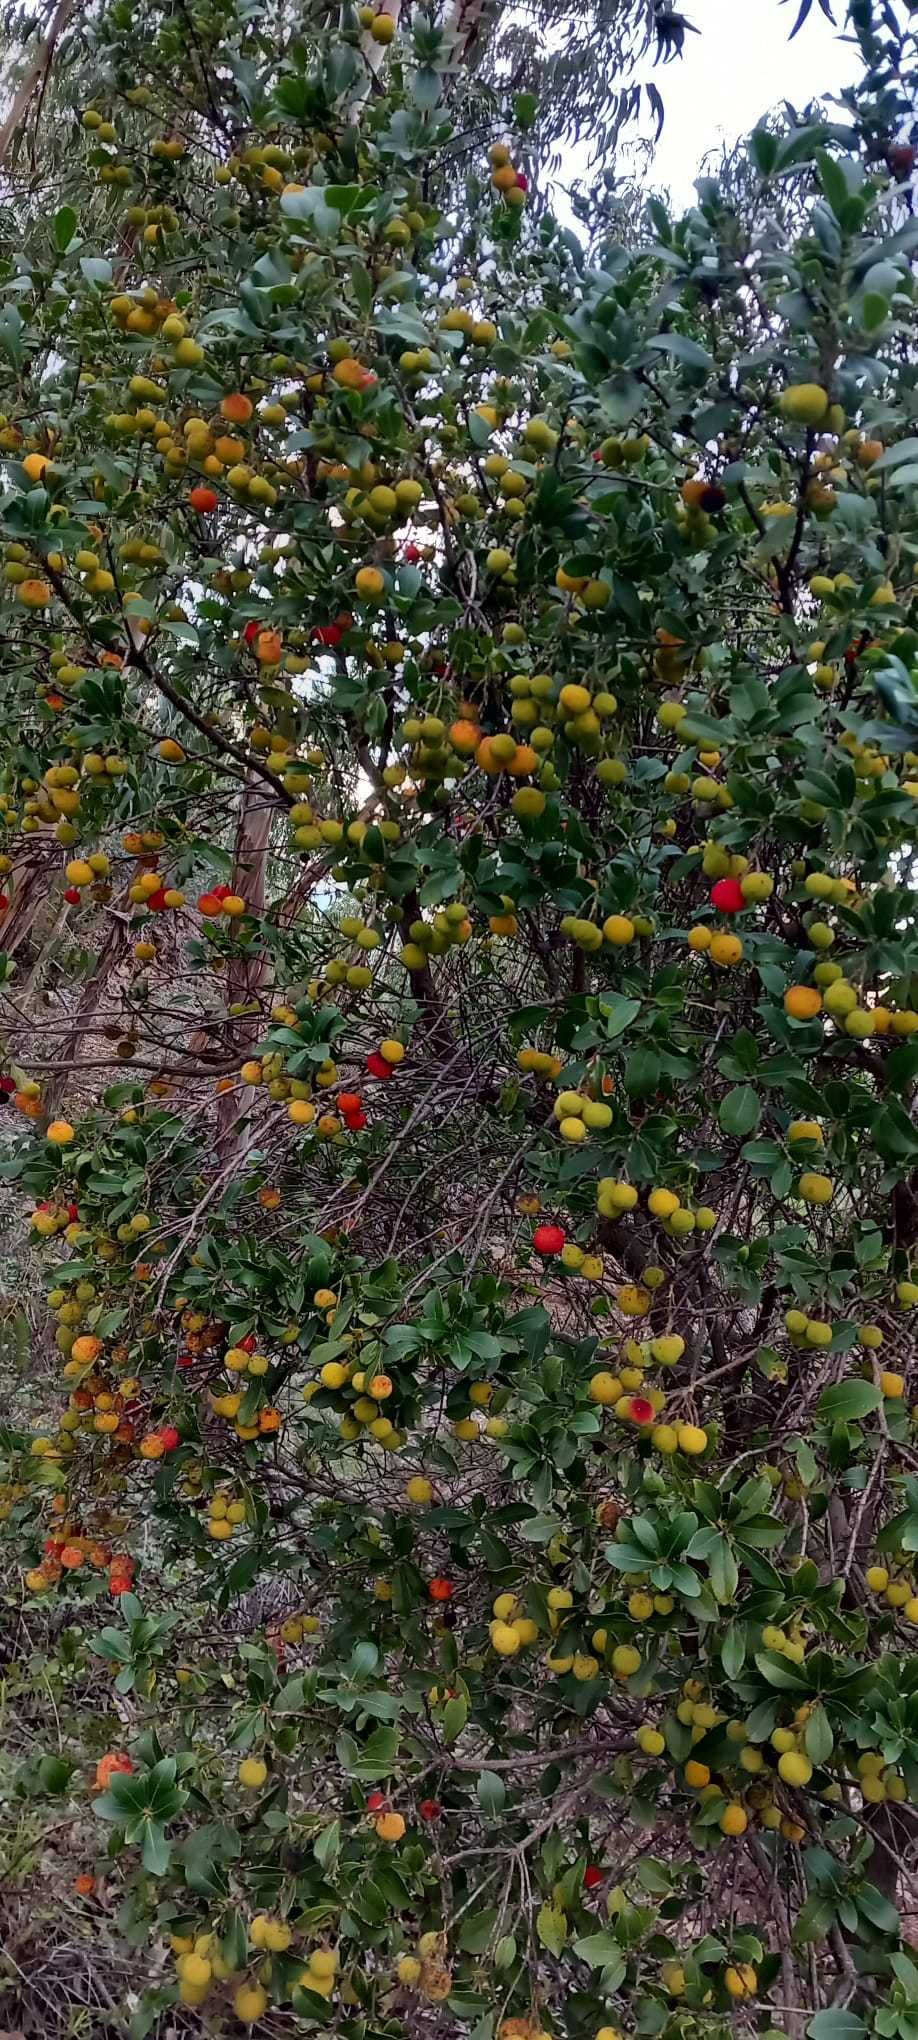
[67,1203,79,1221]
[338,1092,362,1115]
[366,1051,393,1080]
[64,887,81,905]
[198,892,221,916]
[243,620,261,645]
[312,622,343,647]
[403,543,421,563]
[177,1351,195,1369]
[188,485,218,513]
[419,1798,442,1820]
[627,1396,655,1426]
[240,1334,257,1353]
[146,888,168,912]
[344,1110,367,1130]
[366,1789,387,1811]
[429,1577,453,1602]
[583,1865,603,1890]
[159,1426,180,1451]
[533,1223,565,1256]
[888,143,916,180]
[516,172,528,190]
[710,877,745,914]
[212,884,232,901]
[0,1075,15,1094]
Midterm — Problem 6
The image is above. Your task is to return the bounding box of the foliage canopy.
[3,2,918,2037]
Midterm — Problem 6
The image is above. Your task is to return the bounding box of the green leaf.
[624,1047,660,1098]
[749,126,779,176]
[816,1380,882,1423]
[411,66,442,111]
[719,1085,761,1137]
[313,1820,340,1869]
[644,333,713,373]
[571,1932,627,1982]
[857,1882,899,1933]
[443,1695,468,1744]
[707,1536,738,1603]
[459,1908,499,1953]
[54,206,77,251]
[180,1822,241,1897]
[536,1903,567,1956]
[868,438,918,474]
[477,1770,506,1815]
[598,995,642,1041]
[37,1754,74,1794]
[79,255,112,287]
[139,1820,171,1875]
[804,1705,834,1765]
[754,1652,809,1690]
[222,1909,248,1971]
[807,2015,867,2040]
[721,1624,746,1679]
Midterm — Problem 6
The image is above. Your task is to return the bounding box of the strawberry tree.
[3,0,918,2035]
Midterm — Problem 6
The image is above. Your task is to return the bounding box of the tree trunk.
[0,0,78,168]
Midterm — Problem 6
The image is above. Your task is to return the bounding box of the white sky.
[558,0,862,215]
[649,0,861,203]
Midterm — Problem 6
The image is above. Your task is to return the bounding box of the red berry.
[533,1223,565,1256]
[429,1577,453,1602]
[366,1051,393,1080]
[344,1110,367,1130]
[888,143,916,180]
[312,622,343,647]
[710,877,745,914]
[0,1075,15,1094]
[403,543,421,563]
[338,1092,362,1114]
[240,1334,257,1353]
[419,1798,442,1820]
[177,1351,194,1369]
[366,1789,387,1811]
[146,888,168,912]
[198,892,221,917]
[243,620,261,644]
[67,1203,79,1221]
[159,1426,180,1451]
[188,485,218,513]
[516,172,528,190]
[64,887,81,905]
[627,1396,655,1426]
[583,1865,603,1890]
